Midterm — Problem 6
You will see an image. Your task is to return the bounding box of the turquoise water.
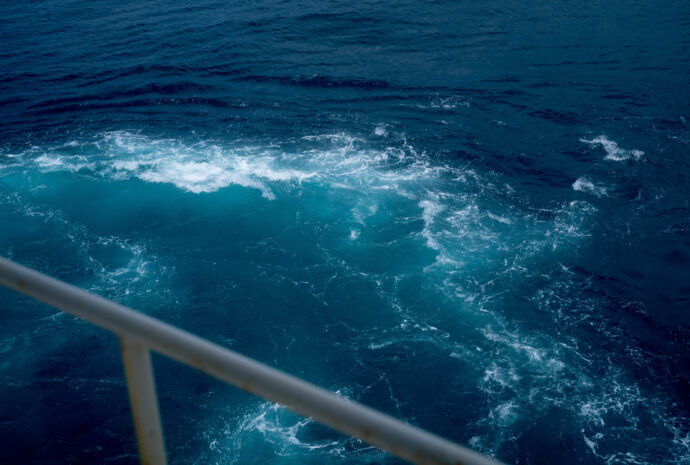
[1,1,689,464]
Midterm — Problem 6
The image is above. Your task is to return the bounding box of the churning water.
[1,1,689,464]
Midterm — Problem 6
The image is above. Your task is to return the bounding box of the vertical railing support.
[120,336,167,465]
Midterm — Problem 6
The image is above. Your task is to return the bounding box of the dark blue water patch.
[237,74,391,90]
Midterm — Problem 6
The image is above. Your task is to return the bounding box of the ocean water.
[1,1,689,464]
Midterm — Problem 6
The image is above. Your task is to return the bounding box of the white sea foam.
[367,340,394,350]
[11,130,450,209]
[572,176,609,197]
[107,137,315,198]
[470,312,690,464]
[418,199,445,250]
[416,95,471,110]
[20,132,317,199]
[487,212,512,224]
[93,236,152,294]
[545,200,597,248]
[580,135,644,161]
[351,200,379,224]
[34,154,94,172]
[489,401,519,426]
[582,431,603,455]
[136,160,274,197]
[199,401,384,464]
[481,362,520,391]
[481,326,560,366]
[237,403,339,452]
[111,159,143,171]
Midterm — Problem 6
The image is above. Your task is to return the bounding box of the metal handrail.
[0,257,503,465]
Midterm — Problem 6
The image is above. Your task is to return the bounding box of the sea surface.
[1,1,689,464]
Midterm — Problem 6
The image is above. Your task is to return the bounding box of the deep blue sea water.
[1,1,689,464]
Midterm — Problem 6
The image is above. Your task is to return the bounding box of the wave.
[4,132,315,199]
[580,136,644,161]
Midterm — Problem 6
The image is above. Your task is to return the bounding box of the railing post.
[120,336,167,465]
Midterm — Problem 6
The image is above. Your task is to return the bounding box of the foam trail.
[13,132,316,200]
[136,160,275,198]
[419,199,445,250]
[580,136,644,161]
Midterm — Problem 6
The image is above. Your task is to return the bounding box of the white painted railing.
[0,257,503,465]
